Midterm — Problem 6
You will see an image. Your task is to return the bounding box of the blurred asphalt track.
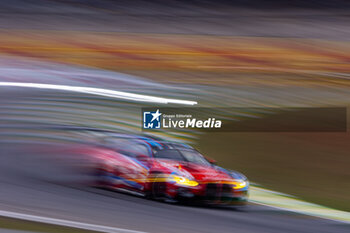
[0,1,350,233]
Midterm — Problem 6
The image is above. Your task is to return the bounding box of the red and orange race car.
[88,134,249,206]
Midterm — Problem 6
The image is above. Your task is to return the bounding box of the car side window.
[103,137,150,158]
[154,149,184,161]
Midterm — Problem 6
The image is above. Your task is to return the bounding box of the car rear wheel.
[94,168,109,187]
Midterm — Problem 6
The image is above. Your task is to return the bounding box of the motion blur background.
[0,1,350,232]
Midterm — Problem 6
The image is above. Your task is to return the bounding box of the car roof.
[101,133,194,151]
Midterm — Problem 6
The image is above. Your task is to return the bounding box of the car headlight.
[172,175,199,187]
[232,180,248,189]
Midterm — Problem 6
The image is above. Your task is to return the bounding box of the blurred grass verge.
[197,132,350,212]
[0,217,99,233]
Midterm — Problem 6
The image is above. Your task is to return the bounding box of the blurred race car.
[87,134,249,206]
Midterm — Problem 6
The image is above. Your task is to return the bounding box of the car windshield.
[180,150,211,166]
[154,149,210,166]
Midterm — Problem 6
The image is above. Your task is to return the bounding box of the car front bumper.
[170,182,249,205]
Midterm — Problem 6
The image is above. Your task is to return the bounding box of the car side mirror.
[206,157,217,165]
